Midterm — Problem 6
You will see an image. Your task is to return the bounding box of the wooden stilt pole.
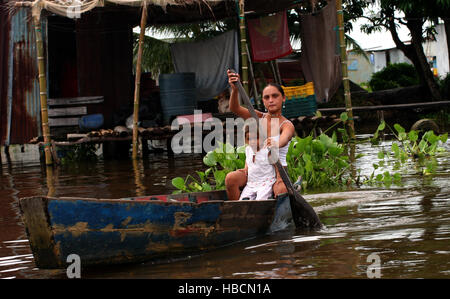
[274,60,283,85]
[46,166,55,197]
[238,0,249,95]
[132,2,148,160]
[336,0,356,180]
[269,60,282,85]
[33,12,53,166]
[336,0,356,140]
[246,44,261,109]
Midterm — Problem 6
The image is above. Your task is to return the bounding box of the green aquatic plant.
[171,112,362,194]
[286,131,362,191]
[171,142,246,193]
[59,144,98,164]
[285,111,365,191]
[372,121,447,157]
[171,113,448,194]
[367,121,448,184]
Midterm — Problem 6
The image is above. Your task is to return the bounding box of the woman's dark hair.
[264,83,285,97]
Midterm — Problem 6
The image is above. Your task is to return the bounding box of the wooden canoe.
[19,190,293,269]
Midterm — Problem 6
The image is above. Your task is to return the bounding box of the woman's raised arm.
[227,70,263,120]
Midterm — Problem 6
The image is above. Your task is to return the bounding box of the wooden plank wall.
[75,10,135,128]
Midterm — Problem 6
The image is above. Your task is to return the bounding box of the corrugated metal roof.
[0,7,42,145]
[0,0,11,144]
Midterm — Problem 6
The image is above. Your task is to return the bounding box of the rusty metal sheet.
[1,7,43,145]
[9,8,42,144]
[0,0,11,145]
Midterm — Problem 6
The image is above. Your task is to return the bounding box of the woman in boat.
[225,70,296,201]
[239,124,276,201]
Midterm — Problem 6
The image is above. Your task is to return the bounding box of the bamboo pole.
[33,13,53,165]
[238,0,249,95]
[132,2,148,160]
[274,60,282,85]
[336,0,356,140]
[269,60,282,85]
[46,166,55,197]
[246,44,262,109]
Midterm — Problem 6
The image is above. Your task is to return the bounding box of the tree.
[349,0,444,100]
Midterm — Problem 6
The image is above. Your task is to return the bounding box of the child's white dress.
[239,146,276,201]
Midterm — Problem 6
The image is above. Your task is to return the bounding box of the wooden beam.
[49,117,80,127]
[67,133,88,140]
[48,107,87,117]
[318,101,450,113]
[41,136,132,147]
[47,96,104,107]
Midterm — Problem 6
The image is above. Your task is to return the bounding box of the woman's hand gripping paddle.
[228,69,322,229]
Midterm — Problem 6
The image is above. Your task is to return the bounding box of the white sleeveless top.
[245,146,276,188]
[269,135,290,166]
[262,114,292,167]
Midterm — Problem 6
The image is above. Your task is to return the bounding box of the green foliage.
[171,142,246,194]
[59,144,98,164]
[133,34,174,81]
[369,63,420,91]
[390,123,448,159]
[173,112,360,193]
[286,132,355,191]
[359,82,373,92]
[286,111,363,191]
[171,114,449,195]
[366,121,448,185]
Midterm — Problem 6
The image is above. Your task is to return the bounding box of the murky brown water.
[1,138,449,279]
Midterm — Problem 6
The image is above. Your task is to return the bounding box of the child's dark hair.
[243,124,251,138]
[265,83,285,97]
[243,124,259,140]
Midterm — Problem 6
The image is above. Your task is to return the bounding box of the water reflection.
[132,158,146,197]
[0,138,449,279]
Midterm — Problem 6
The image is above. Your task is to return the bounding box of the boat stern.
[19,196,62,269]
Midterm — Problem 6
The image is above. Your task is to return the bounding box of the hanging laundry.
[300,0,342,103]
[170,30,239,101]
[247,11,293,62]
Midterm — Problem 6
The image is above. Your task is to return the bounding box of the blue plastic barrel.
[78,114,104,130]
[159,73,197,124]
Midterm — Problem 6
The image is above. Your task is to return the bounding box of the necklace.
[269,112,282,117]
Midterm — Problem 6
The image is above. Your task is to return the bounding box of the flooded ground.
[0,136,449,279]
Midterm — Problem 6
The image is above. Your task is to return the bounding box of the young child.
[239,125,276,201]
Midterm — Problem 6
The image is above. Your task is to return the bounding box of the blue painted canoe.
[19,190,292,269]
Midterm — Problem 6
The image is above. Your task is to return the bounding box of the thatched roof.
[11,0,304,24]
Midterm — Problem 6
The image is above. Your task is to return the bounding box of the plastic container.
[78,114,104,130]
[282,95,317,118]
[282,82,315,100]
[159,73,197,124]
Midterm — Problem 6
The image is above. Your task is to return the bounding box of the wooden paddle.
[228,69,322,229]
